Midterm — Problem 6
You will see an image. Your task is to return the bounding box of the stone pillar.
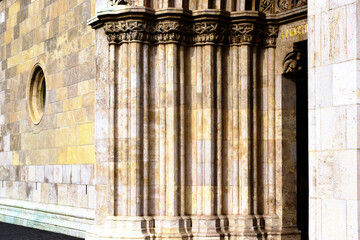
[152,19,186,239]
[87,19,152,239]
[308,0,360,239]
[190,16,224,240]
[226,22,258,239]
[262,25,282,238]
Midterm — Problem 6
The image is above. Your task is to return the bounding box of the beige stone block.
[330,0,355,8]
[35,166,45,183]
[316,151,334,199]
[333,60,357,105]
[55,127,69,147]
[71,165,81,184]
[41,183,49,203]
[88,185,95,209]
[57,147,68,165]
[346,105,360,149]
[44,166,54,183]
[346,4,357,60]
[333,150,358,200]
[79,123,93,145]
[321,199,347,240]
[68,125,80,146]
[77,185,88,208]
[8,1,20,17]
[54,165,62,183]
[80,164,94,185]
[315,65,333,108]
[62,165,72,184]
[346,200,359,239]
[78,145,95,164]
[320,107,346,150]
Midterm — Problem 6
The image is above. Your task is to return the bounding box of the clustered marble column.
[88,5,300,240]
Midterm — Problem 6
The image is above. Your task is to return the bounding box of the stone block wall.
[0,0,96,237]
[308,0,360,239]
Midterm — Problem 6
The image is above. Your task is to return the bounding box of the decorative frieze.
[102,19,280,47]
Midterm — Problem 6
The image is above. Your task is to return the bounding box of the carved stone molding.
[229,23,255,45]
[264,25,279,47]
[192,22,226,44]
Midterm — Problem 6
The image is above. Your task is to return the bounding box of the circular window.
[28,65,46,124]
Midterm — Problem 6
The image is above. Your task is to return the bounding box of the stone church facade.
[0,0,358,239]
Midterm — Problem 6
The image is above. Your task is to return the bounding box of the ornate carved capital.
[104,22,121,44]
[229,23,255,45]
[154,21,191,43]
[104,21,154,44]
[193,22,226,44]
[264,25,279,48]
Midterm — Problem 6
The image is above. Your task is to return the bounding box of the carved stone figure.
[283,50,302,73]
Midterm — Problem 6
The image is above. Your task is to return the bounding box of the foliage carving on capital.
[154,21,191,43]
[193,22,226,44]
[104,22,121,43]
[104,21,154,44]
[264,25,279,47]
[229,23,255,45]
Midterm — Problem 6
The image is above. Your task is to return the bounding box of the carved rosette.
[193,22,226,44]
[264,25,279,47]
[229,23,255,45]
[154,21,191,43]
